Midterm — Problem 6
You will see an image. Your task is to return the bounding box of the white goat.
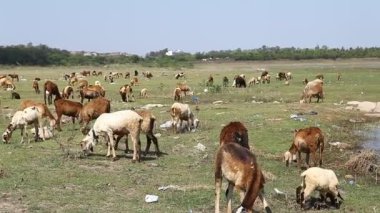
[296,167,343,209]
[80,110,143,161]
[2,106,45,143]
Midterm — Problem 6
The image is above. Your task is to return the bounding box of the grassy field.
[0,59,379,212]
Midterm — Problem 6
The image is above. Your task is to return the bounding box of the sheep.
[219,121,249,149]
[140,88,148,98]
[80,110,143,161]
[114,109,161,156]
[2,106,45,143]
[285,127,324,168]
[286,72,292,80]
[248,77,258,86]
[215,142,271,213]
[170,102,197,133]
[296,167,343,209]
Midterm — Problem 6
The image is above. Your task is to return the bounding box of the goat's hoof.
[132,159,136,163]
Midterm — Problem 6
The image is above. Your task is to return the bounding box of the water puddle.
[361,126,380,153]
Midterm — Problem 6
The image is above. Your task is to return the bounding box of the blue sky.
[1,0,379,55]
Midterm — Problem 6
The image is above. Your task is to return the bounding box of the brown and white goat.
[285,127,324,168]
[300,79,324,103]
[119,85,134,102]
[170,102,198,133]
[215,143,271,213]
[219,121,249,150]
[20,100,57,130]
[62,86,74,99]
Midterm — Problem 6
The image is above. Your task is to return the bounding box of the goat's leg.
[147,133,160,156]
[311,151,318,167]
[226,183,234,213]
[56,113,62,131]
[105,134,112,158]
[297,151,302,168]
[129,129,141,162]
[108,132,117,159]
[302,185,316,209]
[20,126,25,144]
[214,177,222,213]
[305,153,310,168]
[259,192,272,213]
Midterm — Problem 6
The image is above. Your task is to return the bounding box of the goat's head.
[284,151,296,167]
[2,124,14,143]
[80,129,98,154]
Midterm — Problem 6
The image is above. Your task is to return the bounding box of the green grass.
[0,59,379,212]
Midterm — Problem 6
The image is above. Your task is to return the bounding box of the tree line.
[1,44,380,67]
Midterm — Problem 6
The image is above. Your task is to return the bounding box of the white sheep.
[296,167,343,209]
[80,110,143,161]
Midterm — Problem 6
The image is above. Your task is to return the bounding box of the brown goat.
[114,109,160,156]
[32,80,40,94]
[79,97,111,134]
[8,74,19,82]
[44,80,61,105]
[285,127,324,168]
[173,87,182,102]
[80,85,105,103]
[215,143,271,213]
[177,83,191,96]
[54,97,83,131]
[220,121,249,150]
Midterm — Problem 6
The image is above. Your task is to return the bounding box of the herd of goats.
[0,69,345,212]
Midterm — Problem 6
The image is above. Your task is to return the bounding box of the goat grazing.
[300,79,324,103]
[285,127,324,168]
[80,110,143,161]
[170,103,198,133]
[2,107,45,143]
[215,143,271,213]
[219,121,249,149]
[114,109,161,156]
